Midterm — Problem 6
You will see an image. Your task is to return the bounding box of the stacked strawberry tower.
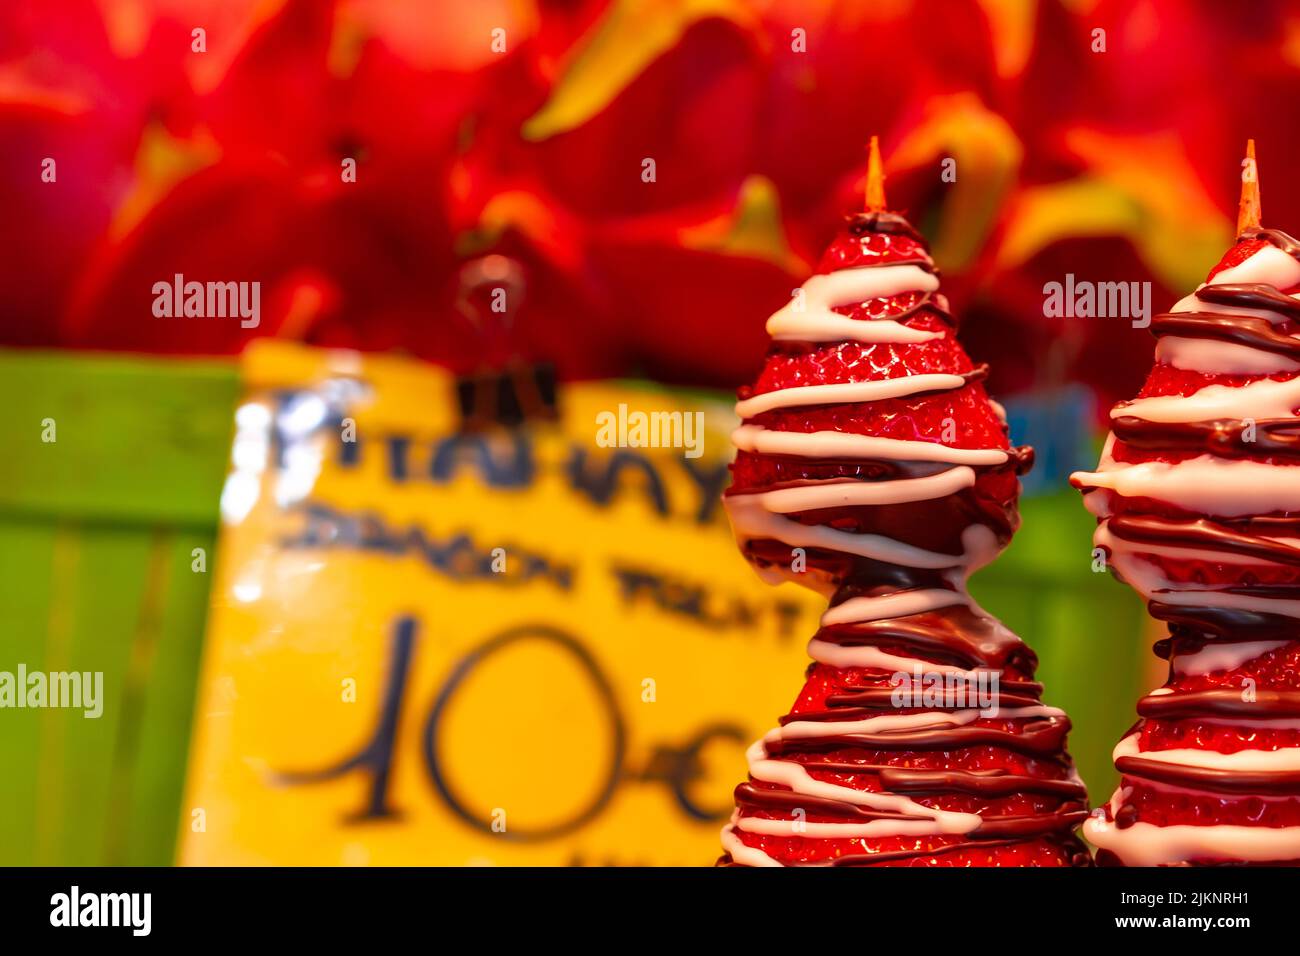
[1074,143,1300,866]
[719,141,1090,866]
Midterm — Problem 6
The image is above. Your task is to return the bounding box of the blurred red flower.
[4,0,1299,420]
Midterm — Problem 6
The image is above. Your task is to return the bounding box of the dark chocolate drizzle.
[1151,604,1300,645]
[1109,514,1300,566]
[725,211,1089,867]
[1110,415,1300,459]
[1090,227,1300,857]
[846,210,929,247]
[1150,312,1300,360]
[770,760,1085,797]
[819,681,1044,711]
[1137,687,1300,719]
[1116,755,1300,796]
[824,287,956,332]
[814,603,1036,672]
[1197,282,1300,320]
[763,716,1072,758]
[732,781,1079,836]
[1240,227,1300,257]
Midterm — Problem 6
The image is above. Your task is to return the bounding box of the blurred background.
[2,0,1297,865]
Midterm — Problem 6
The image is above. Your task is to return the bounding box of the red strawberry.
[1133,365,1278,401]
[1169,641,1300,692]
[725,830,1087,867]
[1135,553,1300,589]
[721,208,1088,867]
[749,319,966,396]
[1205,237,1271,281]
[1117,780,1300,830]
[816,226,931,273]
[1077,225,1300,866]
[733,292,1012,494]
[750,388,1008,452]
[794,664,1042,708]
[1141,717,1300,753]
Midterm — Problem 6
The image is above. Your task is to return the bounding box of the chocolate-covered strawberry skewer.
[719,139,1090,867]
[1074,142,1300,866]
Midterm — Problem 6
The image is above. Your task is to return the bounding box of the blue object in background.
[1001,385,1098,497]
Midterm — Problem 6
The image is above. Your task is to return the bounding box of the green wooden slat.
[0,349,238,525]
[118,530,216,865]
[0,519,58,865]
[46,526,153,864]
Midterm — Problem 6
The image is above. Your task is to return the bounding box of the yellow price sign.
[179,342,819,865]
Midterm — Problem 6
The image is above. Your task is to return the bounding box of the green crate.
[0,349,238,865]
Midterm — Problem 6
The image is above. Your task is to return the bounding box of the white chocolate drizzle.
[1072,237,1300,865]
[722,234,1084,866]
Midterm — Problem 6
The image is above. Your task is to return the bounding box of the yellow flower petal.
[522,0,761,142]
